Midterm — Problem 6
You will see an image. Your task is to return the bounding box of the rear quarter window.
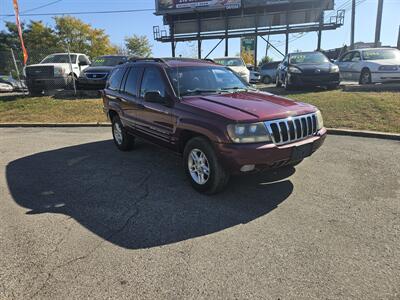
[107,67,126,91]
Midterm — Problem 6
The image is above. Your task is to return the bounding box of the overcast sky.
[0,0,399,61]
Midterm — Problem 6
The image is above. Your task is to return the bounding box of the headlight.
[288,66,302,74]
[330,65,340,73]
[54,67,66,76]
[316,110,324,130]
[227,122,272,143]
[378,65,398,71]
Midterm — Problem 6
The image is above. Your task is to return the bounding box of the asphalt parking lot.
[0,128,399,299]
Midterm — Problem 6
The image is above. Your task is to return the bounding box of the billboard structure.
[153,0,345,64]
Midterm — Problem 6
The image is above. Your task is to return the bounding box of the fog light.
[240,165,255,172]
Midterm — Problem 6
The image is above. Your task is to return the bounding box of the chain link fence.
[0,47,83,96]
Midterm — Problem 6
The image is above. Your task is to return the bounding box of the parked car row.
[23,53,129,95]
[262,47,400,90]
[0,74,27,92]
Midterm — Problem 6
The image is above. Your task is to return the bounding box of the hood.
[293,63,333,75]
[228,66,249,73]
[83,66,115,73]
[183,91,316,122]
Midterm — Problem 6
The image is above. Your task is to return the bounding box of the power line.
[0,8,154,17]
[22,0,64,14]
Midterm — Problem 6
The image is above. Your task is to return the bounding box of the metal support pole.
[374,0,384,48]
[254,12,258,67]
[205,39,224,59]
[350,0,356,49]
[170,24,176,57]
[317,12,323,51]
[67,45,76,97]
[397,25,400,50]
[225,14,229,57]
[285,25,289,55]
[197,16,202,59]
[10,48,25,96]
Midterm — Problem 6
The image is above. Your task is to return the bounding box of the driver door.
[337,52,354,81]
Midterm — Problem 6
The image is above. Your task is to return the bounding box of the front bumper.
[215,128,327,174]
[288,73,340,86]
[26,76,69,90]
[371,71,400,83]
[77,77,107,90]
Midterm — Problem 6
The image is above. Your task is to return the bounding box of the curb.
[327,128,400,141]
[0,124,398,141]
[0,123,111,128]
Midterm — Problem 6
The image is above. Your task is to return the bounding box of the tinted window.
[107,67,125,91]
[124,67,140,96]
[140,67,166,98]
[79,55,90,65]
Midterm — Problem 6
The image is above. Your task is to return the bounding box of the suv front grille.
[265,113,318,145]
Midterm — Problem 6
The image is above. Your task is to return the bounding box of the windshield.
[289,52,329,64]
[167,66,250,96]
[91,56,127,67]
[41,54,77,64]
[363,49,400,61]
[214,58,244,67]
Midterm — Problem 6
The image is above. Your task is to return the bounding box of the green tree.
[54,16,117,58]
[258,55,273,67]
[125,35,152,57]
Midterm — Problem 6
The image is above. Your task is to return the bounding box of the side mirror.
[144,91,173,106]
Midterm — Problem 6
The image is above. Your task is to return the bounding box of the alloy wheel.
[188,148,210,185]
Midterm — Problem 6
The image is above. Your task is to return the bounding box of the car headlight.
[378,65,398,71]
[330,65,340,73]
[316,110,324,130]
[54,67,66,76]
[227,122,272,143]
[288,66,302,74]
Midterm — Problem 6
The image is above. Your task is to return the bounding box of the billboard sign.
[243,0,290,7]
[156,0,241,14]
[241,37,256,57]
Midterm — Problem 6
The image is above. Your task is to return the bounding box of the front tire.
[359,69,372,85]
[275,74,282,87]
[262,76,272,84]
[183,137,230,195]
[111,115,135,151]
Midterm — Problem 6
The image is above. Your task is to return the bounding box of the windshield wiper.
[181,89,222,96]
[220,87,256,93]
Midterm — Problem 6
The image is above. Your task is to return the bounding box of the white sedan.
[336,48,400,84]
[0,82,13,92]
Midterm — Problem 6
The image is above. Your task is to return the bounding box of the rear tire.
[111,115,135,151]
[183,137,230,195]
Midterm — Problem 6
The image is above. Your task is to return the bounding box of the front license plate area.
[291,143,313,161]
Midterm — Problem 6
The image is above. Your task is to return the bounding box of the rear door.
[119,65,143,130]
[135,66,175,145]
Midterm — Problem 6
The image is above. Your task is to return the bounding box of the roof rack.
[128,57,166,63]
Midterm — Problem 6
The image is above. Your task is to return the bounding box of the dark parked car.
[102,58,326,194]
[260,61,280,84]
[78,55,129,90]
[0,74,27,92]
[276,51,340,90]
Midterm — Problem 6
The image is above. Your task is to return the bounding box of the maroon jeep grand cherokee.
[102,58,326,194]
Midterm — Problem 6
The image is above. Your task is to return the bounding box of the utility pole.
[350,0,356,49]
[374,0,384,48]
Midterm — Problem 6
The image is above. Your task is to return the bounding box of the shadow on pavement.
[6,140,294,249]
